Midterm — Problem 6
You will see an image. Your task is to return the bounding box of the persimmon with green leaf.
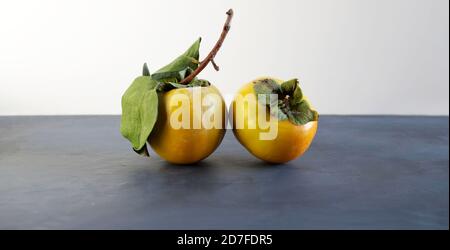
[120,9,233,164]
[231,77,318,163]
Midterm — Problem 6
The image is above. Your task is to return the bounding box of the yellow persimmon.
[231,77,318,163]
[148,85,226,164]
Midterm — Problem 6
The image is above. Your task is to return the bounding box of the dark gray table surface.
[0,115,448,229]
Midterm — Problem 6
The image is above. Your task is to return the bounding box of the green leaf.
[151,38,201,82]
[287,100,317,125]
[166,79,211,89]
[254,77,318,125]
[152,65,195,82]
[313,110,319,120]
[182,37,201,60]
[270,104,288,120]
[280,79,298,95]
[253,78,281,106]
[291,85,303,105]
[281,78,303,106]
[253,78,281,95]
[188,78,210,87]
[157,77,179,83]
[142,63,150,76]
[168,82,188,89]
[120,76,159,157]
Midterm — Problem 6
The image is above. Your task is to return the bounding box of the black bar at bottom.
[1,230,447,248]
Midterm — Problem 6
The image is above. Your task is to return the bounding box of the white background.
[0,0,448,115]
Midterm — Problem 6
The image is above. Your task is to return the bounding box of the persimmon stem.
[211,59,220,71]
[180,8,233,84]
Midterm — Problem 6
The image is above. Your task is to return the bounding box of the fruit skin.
[148,85,226,164]
[231,77,318,164]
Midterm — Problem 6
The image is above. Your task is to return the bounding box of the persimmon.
[231,77,318,163]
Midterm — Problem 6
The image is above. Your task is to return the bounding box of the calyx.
[253,78,319,125]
